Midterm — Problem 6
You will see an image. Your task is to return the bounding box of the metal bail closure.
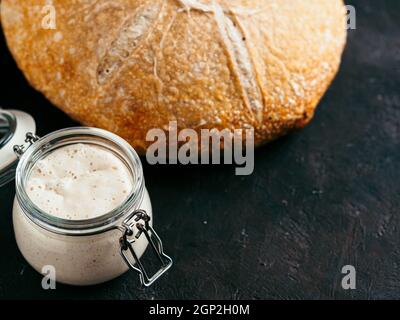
[13,132,40,158]
[119,210,173,287]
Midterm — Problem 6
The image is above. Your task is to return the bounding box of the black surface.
[0,0,399,300]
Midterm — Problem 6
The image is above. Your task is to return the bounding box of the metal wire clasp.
[13,132,40,158]
[119,210,173,287]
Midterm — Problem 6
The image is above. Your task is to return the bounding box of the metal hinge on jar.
[119,210,173,287]
[13,132,40,158]
[0,133,40,188]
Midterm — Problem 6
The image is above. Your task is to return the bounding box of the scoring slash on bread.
[1,0,347,154]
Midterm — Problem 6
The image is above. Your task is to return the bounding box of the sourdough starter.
[13,144,152,285]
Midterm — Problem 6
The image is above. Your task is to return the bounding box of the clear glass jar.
[9,126,172,286]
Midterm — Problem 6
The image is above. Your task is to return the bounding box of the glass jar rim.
[15,127,145,236]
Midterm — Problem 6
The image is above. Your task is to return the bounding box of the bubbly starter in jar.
[26,144,133,220]
[13,143,152,285]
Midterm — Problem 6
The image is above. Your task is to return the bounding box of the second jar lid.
[0,108,36,188]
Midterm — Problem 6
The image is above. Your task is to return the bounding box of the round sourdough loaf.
[1,0,347,153]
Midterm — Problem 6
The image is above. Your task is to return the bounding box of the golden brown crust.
[1,0,347,153]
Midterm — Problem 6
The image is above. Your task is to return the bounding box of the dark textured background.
[0,0,399,300]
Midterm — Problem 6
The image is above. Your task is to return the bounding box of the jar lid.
[0,108,36,187]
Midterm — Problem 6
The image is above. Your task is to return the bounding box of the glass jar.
[0,110,172,286]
